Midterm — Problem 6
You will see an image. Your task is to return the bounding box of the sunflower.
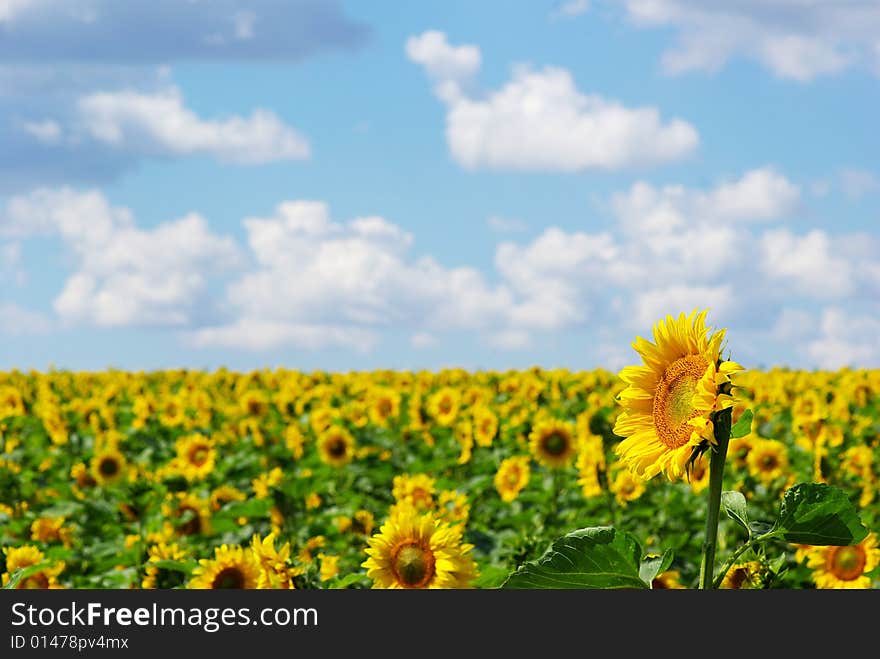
[745,438,789,485]
[576,431,606,498]
[426,386,461,427]
[189,544,260,589]
[494,455,531,503]
[250,532,300,589]
[720,560,765,589]
[173,433,216,481]
[362,504,478,589]
[2,545,65,589]
[141,543,188,589]
[805,533,879,589]
[90,447,127,486]
[317,426,356,468]
[529,419,576,469]
[613,309,743,481]
[30,516,73,547]
[610,469,646,507]
[392,473,436,511]
[368,386,400,427]
[686,455,711,494]
[162,492,212,537]
[652,570,686,589]
[472,406,498,447]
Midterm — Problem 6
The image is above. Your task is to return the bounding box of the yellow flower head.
[362,503,478,589]
[189,544,260,589]
[317,426,356,468]
[529,418,576,469]
[806,533,880,589]
[613,309,743,481]
[494,455,531,503]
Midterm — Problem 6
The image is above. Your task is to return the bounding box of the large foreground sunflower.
[362,504,478,589]
[613,309,743,481]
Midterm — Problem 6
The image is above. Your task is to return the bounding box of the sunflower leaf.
[1,564,48,589]
[729,409,753,439]
[501,526,649,589]
[773,483,868,546]
[722,490,750,536]
[639,548,675,587]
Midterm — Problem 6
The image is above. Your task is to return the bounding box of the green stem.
[699,407,732,589]
[712,531,780,589]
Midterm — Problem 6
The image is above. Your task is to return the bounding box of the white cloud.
[486,329,531,350]
[72,86,310,164]
[632,285,734,329]
[0,302,51,335]
[619,0,880,80]
[410,332,437,349]
[405,30,481,87]
[188,319,377,352]
[407,31,698,171]
[838,168,880,199]
[551,1,590,20]
[496,228,618,329]
[2,187,240,327]
[808,308,880,368]
[202,200,517,350]
[761,229,853,298]
[611,167,800,232]
[22,119,62,144]
[0,0,39,23]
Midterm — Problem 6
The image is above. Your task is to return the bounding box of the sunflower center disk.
[212,567,246,589]
[653,355,709,449]
[393,543,435,588]
[99,458,120,477]
[829,546,865,580]
[543,432,567,456]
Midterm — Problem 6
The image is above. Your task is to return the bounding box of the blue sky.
[1,0,879,372]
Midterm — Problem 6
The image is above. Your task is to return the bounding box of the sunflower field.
[1,356,878,590]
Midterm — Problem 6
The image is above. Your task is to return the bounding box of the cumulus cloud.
[551,1,591,20]
[0,302,52,336]
[760,229,853,298]
[32,86,310,164]
[1,187,240,327]
[617,0,880,80]
[194,200,518,350]
[808,308,880,368]
[406,30,698,171]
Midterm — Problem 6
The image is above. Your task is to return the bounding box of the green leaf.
[773,483,869,546]
[722,490,750,535]
[2,564,47,590]
[472,565,511,589]
[501,526,650,589]
[639,549,674,587]
[149,559,198,574]
[729,409,753,438]
[216,499,272,519]
[38,501,84,518]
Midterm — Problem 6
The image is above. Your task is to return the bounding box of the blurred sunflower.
[392,473,436,512]
[720,560,765,589]
[2,545,65,589]
[427,386,460,427]
[494,455,531,503]
[90,447,127,486]
[317,426,356,468]
[745,438,789,485]
[805,533,879,589]
[362,503,478,589]
[142,543,188,589]
[529,419,576,469]
[173,433,216,481]
[613,309,743,481]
